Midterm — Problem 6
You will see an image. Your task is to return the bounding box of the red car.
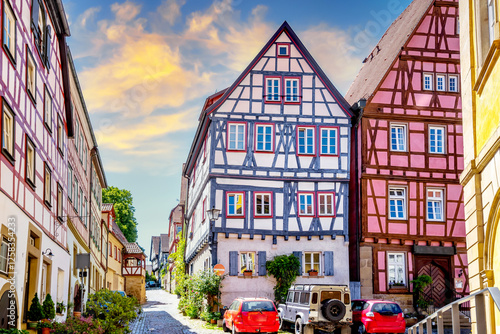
[223,297,280,334]
[351,299,406,334]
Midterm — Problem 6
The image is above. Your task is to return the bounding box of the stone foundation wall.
[360,246,373,298]
[373,293,414,313]
[125,276,146,304]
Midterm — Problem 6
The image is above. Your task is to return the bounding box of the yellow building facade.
[103,204,126,291]
[459,0,500,332]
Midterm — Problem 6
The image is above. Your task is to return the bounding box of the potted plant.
[42,294,56,322]
[26,293,44,329]
[36,321,52,334]
[243,270,253,277]
[56,301,66,314]
[308,269,318,276]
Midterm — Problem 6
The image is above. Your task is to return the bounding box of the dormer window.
[277,43,290,57]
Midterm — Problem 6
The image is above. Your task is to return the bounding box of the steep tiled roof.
[102,203,113,212]
[160,234,169,253]
[151,236,160,258]
[345,0,434,105]
[124,242,143,254]
[112,221,128,245]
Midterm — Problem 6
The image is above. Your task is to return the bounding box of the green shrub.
[0,329,29,334]
[42,294,55,320]
[86,289,141,334]
[27,293,44,322]
[266,254,301,304]
[52,316,104,334]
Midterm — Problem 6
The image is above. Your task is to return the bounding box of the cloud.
[80,7,100,27]
[159,0,186,25]
[110,1,141,23]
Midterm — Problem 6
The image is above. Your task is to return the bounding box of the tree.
[102,186,138,242]
[266,254,301,304]
[27,292,44,322]
[42,293,55,320]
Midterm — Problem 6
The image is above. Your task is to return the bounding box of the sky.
[63,0,413,260]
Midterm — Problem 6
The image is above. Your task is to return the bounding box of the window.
[3,0,16,62]
[265,77,281,102]
[57,116,63,155]
[44,164,51,207]
[318,192,335,216]
[304,252,320,274]
[26,137,35,186]
[74,118,80,153]
[227,122,246,151]
[298,193,314,216]
[83,198,87,226]
[114,246,117,260]
[74,177,79,211]
[2,101,15,161]
[255,124,273,152]
[284,78,300,103]
[387,253,406,286]
[423,73,433,91]
[202,198,206,222]
[44,87,52,131]
[429,126,445,154]
[427,188,444,221]
[320,127,338,155]
[0,239,7,274]
[227,192,244,217]
[297,126,315,155]
[276,43,290,57]
[67,165,73,202]
[79,189,83,219]
[254,192,272,217]
[488,0,496,45]
[448,75,459,92]
[390,124,406,152]
[389,187,406,220]
[26,49,36,101]
[240,252,255,274]
[436,74,446,91]
[109,242,112,258]
[57,184,63,221]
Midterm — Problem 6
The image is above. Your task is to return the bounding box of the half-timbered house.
[346,0,468,312]
[183,22,353,305]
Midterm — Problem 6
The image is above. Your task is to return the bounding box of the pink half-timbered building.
[346,0,467,312]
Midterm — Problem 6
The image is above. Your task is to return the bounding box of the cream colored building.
[459,0,500,332]
[103,203,126,291]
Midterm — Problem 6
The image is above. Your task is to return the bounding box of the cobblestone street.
[129,288,221,334]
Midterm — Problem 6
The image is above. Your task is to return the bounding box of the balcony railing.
[408,287,500,334]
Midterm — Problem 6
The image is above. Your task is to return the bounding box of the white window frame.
[304,252,321,274]
[68,165,73,202]
[26,137,35,185]
[44,87,52,131]
[57,183,63,220]
[240,251,255,274]
[389,187,406,220]
[427,188,445,221]
[255,124,274,152]
[318,192,335,216]
[227,192,244,217]
[423,73,433,91]
[284,78,300,103]
[298,193,314,216]
[74,177,79,211]
[429,126,446,154]
[57,116,63,154]
[265,77,281,102]
[488,0,496,45]
[387,252,406,287]
[2,102,14,158]
[27,49,36,99]
[44,164,51,207]
[254,192,272,217]
[3,1,16,60]
[448,74,459,92]
[227,122,246,151]
[277,44,290,57]
[436,74,446,91]
[390,124,407,152]
[0,239,7,274]
[297,126,315,155]
[320,127,338,155]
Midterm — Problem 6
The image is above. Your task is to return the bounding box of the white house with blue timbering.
[182,22,353,306]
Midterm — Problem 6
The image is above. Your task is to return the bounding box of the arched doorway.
[73,284,82,313]
[0,289,17,328]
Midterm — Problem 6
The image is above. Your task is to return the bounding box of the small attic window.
[277,43,290,57]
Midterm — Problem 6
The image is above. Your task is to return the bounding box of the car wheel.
[321,299,346,322]
[222,320,230,333]
[232,324,239,334]
[294,317,303,334]
[357,324,366,334]
[278,312,284,330]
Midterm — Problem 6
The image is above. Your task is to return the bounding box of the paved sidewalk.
[129,288,221,334]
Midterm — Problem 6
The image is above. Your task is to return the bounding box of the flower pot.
[210,319,217,324]
[217,319,223,327]
[42,328,50,334]
[73,311,81,318]
[243,271,252,277]
[27,321,38,329]
[308,271,318,276]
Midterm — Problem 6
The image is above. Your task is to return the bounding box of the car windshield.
[351,301,365,311]
[372,303,402,314]
[241,301,275,312]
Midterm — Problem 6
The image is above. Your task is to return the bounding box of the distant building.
[103,203,126,291]
[150,236,160,278]
[123,242,146,304]
[183,22,353,305]
[346,0,467,311]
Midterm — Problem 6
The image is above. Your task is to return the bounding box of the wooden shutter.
[44,25,51,69]
[258,251,266,276]
[324,251,334,276]
[293,251,302,275]
[31,0,40,31]
[229,251,238,276]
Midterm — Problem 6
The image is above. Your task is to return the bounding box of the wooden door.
[415,256,453,308]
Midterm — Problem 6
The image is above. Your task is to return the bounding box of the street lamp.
[206,206,221,222]
[42,248,54,259]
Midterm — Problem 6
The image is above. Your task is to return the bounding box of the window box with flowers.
[307,269,318,277]
[243,270,253,277]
